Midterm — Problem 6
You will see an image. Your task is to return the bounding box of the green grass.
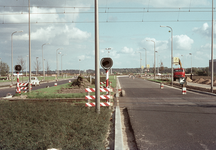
[0,101,112,149]
[25,83,86,99]
[0,76,73,83]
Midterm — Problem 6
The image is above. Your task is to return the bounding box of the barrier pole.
[16,72,21,94]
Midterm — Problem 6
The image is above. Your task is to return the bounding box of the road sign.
[147,64,150,69]
[173,57,179,65]
[141,66,144,69]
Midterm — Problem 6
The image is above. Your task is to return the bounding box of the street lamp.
[155,51,158,74]
[26,55,28,76]
[146,40,156,80]
[56,48,62,80]
[11,30,23,85]
[189,53,192,78]
[42,43,50,81]
[138,52,142,74]
[61,54,64,76]
[36,57,39,76]
[142,48,147,70]
[160,25,173,86]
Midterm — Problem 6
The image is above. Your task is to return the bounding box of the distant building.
[209,59,216,73]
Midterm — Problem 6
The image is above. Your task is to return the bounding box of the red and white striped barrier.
[19,83,29,86]
[85,102,110,107]
[16,72,21,94]
[182,87,186,94]
[85,95,111,100]
[54,83,57,86]
[100,86,106,88]
[100,82,106,84]
[85,88,113,93]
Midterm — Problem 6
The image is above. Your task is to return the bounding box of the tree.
[160,61,164,73]
[34,58,41,76]
[0,61,9,76]
[46,61,51,75]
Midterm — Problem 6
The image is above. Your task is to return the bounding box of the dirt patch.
[186,77,192,82]
[196,78,205,84]
[58,88,85,94]
[202,79,211,85]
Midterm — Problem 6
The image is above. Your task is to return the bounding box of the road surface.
[118,77,216,150]
[0,79,75,98]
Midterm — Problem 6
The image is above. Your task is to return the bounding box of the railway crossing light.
[14,65,22,72]
[100,57,113,71]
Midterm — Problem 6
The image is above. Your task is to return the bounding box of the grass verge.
[0,101,112,150]
[25,83,86,99]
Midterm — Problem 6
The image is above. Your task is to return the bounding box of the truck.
[174,59,185,81]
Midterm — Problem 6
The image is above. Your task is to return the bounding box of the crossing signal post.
[14,65,22,94]
[100,57,113,104]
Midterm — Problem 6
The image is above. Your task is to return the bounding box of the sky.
[0,0,215,72]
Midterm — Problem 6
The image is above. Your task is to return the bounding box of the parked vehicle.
[29,77,40,86]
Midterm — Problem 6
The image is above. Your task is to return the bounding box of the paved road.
[118,77,216,150]
[0,79,75,98]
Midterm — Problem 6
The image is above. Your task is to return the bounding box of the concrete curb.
[115,106,124,150]
[146,79,216,96]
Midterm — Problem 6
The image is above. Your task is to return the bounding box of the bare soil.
[58,88,85,94]
[185,76,216,86]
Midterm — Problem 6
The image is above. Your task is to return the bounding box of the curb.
[115,106,124,150]
[146,79,216,96]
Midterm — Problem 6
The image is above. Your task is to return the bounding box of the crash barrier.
[182,87,186,94]
[85,87,113,107]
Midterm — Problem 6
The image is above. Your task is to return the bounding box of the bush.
[0,101,111,150]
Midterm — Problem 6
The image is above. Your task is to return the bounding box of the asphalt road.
[0,79,75,98]
[118,77,216,150]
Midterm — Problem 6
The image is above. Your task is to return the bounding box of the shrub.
[0,101,111,150]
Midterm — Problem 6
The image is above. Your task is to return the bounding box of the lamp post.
[56,48,62,80]
[189,53,192,79]
[36,57,39,76]
[42,43,49,81]
[155,51,158,74]
[146,40,156,80]
[11,30,23,85]
[138,52,142,75]
[26,55,28,76]
[61,54,64,76]
[142,48,147,70]
[160,25,173,86]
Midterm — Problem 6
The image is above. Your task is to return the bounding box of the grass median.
[0,101,112,149]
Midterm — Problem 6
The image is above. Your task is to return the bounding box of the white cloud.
[193,23,216,38]
[121,47,134,53]
[14,25,91,45]
[173,35,194,50]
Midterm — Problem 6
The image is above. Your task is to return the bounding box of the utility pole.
[211,0,214,93]
[95,0,100,114]
[28,0,31,92]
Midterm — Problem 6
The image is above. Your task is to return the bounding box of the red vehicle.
[173,59,185,81]
[174,68,185,81]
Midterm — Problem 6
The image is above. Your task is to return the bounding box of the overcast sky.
[0,0,215,72]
